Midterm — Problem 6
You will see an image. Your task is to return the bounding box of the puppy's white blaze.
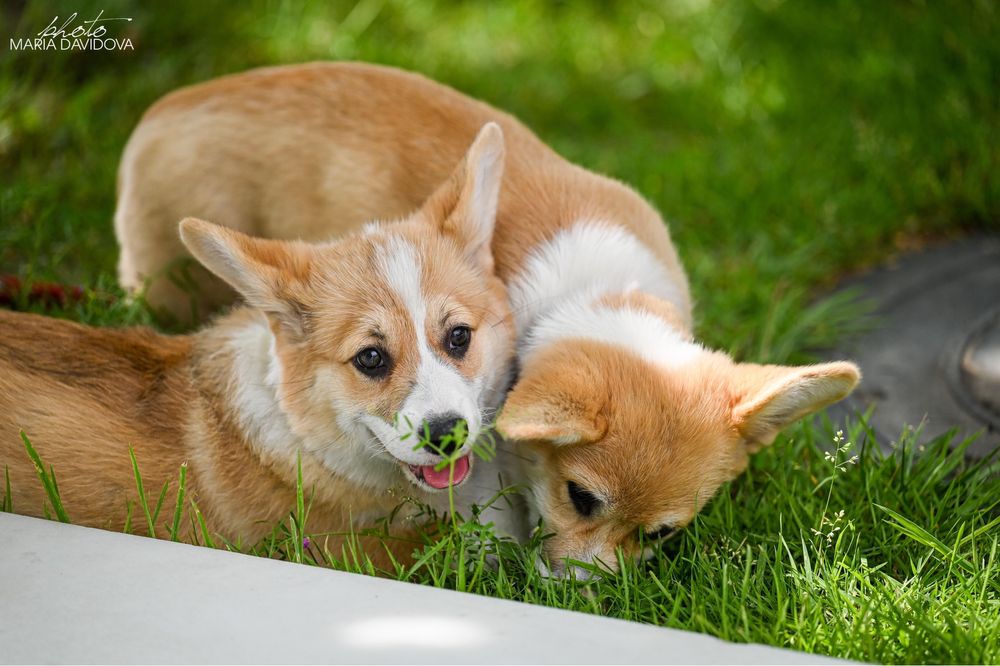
[375,236,481,458]
[376,236,429,346]
[508,222,688,337]
[523,299,705,371]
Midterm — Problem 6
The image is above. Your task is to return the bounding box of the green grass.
[2,0,999,662]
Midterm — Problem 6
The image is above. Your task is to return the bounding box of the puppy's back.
[0,310,192,528]
[116,63,674,317]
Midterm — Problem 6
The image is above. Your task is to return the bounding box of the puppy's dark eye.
[445,325,472,358]
[567,480,601,518]
[354,347,389,378]
[643,525,677,542]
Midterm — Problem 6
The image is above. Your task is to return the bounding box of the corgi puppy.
[1,125,522,557]
[114,62,860,575]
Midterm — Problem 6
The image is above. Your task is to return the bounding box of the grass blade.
[2,465,11,512]
[189,499,216,549]
[20,431,69,523]
[128,447,156,538]
[169,463,188,542]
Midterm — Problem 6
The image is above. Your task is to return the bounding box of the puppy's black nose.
[424,413,465,456]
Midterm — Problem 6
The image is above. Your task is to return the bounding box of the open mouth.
[402,454,472,490]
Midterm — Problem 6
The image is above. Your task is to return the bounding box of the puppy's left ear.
[497,367,607,446]
[422,122,505,273]
[731,361,861,451]
[179,217,314,337]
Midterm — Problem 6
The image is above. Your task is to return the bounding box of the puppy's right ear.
[422,122,505,274]
[731,361,861,451]
[179,218,313,335]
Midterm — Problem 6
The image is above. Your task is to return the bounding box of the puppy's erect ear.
[179,218,313,335]
[731,361,861,450]
[497,370,607,446]
[422,122,505,273]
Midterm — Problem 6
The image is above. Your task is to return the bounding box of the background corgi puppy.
[1,126,521,556]
[114,62,859,574]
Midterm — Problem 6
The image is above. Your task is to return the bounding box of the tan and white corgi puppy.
[114,62,860,575]
[1,125,522,557]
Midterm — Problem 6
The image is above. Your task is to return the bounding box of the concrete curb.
[0,513,840,664]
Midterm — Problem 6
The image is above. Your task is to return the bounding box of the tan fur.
[4,131,516,567]
[114,62,859,573]
[115,62,689,326]
[497,338,858,571]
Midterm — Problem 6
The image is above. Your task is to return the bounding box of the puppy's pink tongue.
[420,455,471,489]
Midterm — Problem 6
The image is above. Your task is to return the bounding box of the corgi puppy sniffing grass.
[115,62,860,575]
[0,124,520,552]
[497,321,859,577]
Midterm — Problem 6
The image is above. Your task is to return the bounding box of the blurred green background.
[1,0,997,360]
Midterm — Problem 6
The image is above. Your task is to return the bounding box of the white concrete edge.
[0,513,844,664]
